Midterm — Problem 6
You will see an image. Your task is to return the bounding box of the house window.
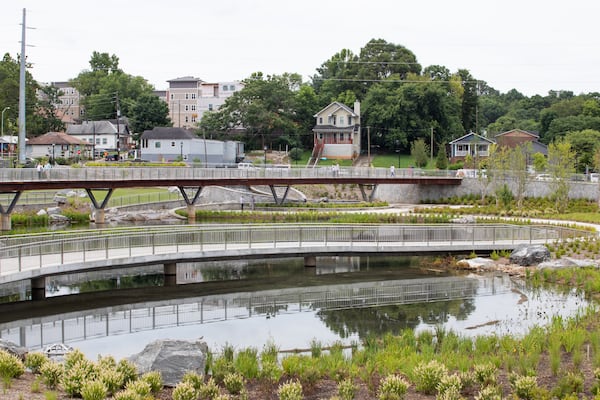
[102,138,107,145]
[185,116,189,123]
[185,93,189,100]
[229,85,235,91]
[319,117,323,124]
[171,141,176,147]
[319,133,323,140]
[457,144,468,152]
[340,133,344,141]
[191,93,196,99]
[96,138,100,144]
[170,94,174,100]
[222,85,228,91]
[185,105,189,111]
[155,142,161,148]
[208,104,213,111]
[478,144,487,152]
[339,116,344,125]
[191,116,197,122]
[191,105,196,111]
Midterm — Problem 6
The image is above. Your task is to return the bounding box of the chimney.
[353,101,360,116]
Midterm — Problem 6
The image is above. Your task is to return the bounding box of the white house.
[66,119,131,158]
[312,101,361,161]
[449,132,494,163]
[139,127,244,165]
[26,131,90,160]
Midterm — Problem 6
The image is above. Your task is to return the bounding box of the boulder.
[509,244,551,266]
[450,215,476,224]
[457,257,496,270]
[129,339,208,387]
[0,339,28,360]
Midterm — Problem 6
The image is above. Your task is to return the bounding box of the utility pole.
[430,126,434,164]
[367,126,371,167]
[18,8,27,165]
[115,92,120,159]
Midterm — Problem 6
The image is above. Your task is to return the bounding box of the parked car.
[535,174,552,181]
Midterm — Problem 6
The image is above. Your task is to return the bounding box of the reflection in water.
[0,256,589,360]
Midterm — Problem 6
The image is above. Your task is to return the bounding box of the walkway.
[0,223,589,300]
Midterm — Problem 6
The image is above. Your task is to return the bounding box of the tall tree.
[129,93,172,142]
[547,140,575,212]
[456,69,478,133]
[72,52,155,121]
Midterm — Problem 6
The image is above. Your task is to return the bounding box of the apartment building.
[49,81,83,125]
[166,76,243,128]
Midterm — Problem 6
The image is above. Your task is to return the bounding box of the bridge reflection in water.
[0,274,510,352]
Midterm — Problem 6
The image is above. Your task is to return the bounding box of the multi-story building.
[49,81,83,125]
[166,77,243,128]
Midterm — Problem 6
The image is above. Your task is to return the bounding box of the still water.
[0,256,589,360]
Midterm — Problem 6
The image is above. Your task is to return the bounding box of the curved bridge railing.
[0,223,591,284]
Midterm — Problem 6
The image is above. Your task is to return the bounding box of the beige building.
[166,76,243,128]
[50,81,83,125]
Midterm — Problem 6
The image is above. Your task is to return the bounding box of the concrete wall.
[374,178,600,203]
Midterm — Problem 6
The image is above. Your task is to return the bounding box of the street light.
[264,145,267,166]
[1,107,9,159]
[395,140,400,168]
[51,143,55,165]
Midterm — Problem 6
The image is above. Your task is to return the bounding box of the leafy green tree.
[435,144,448,170]
[457,69,478,133]
[532,152,547,173]
[411,139,428,168]
[545,115,600,144]
[0,53,45,136]
[72,52,155,121]
[293,85,319,148]
[547,140,575,212]
[129,93,172,142]
[565,129,600,173]
[36,85,65,133]
[199,72,302,150]
[508,144,529,207]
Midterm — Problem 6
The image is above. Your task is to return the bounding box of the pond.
[0,256,588,360]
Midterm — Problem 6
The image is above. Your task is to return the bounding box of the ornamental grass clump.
[473,362,497,386]
[61,359,98,398]
[337,377,357,400]
[509,374,538,400]
[98,368,122,396]
[24,351,48,374]
[0,349,26,380]
[474,385,502,400]
[436,373,462,397]
[234,347,259,379]
[39,361,63,389]
[377,374,409,400]
[412,360,448,394]
[124,379,152,398]
[223,371,245,395]
[277,379,303,400]
[80,379,107,400]
[115,359,138,387]
[181,370,204,391]
[171,381,197,400]
[140,370,163,393]
[198,377,220,399]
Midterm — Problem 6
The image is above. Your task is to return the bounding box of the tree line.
[2,39,600,168]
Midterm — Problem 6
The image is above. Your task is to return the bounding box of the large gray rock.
[509,244,551,266]
[128,339,208,387]
[0,339,28,360]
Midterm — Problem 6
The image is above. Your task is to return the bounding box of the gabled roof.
[67,120,129,135]
[28,131,88,146]
[494,129,540,139]
[313,101,357,118]
[449,132,495,145]
[140,127,197,140]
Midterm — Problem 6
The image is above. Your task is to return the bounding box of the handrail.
[0,224,591,279]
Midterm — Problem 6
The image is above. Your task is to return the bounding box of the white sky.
[1,0,600,97]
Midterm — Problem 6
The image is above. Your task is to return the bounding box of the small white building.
[139,127,244,165]
[26,131,91,160]
[66,119,131,158]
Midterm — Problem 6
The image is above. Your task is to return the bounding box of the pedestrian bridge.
[0,223,589,300]
[0,166,461,228]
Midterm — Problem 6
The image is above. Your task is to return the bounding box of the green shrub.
[98,368,123,396]
[0,349,25,379]
[413,360,447,394]
[40,361,63,389]
[436,374,462,396]
[116,359,138,386]
[181,370,204,391]
[139,370,162,393]
[338,378,357,400]
[24,352,48,374]
[172,381,198,400]
[310,338,322,358]
[223,372,245,394]
[378,374,409,400]
[234,348,259,379]
[474,385,502,400]
[124,379,152,398]
[199,377,220,399]
[62,360,97,397]
[260,360,283,384]
[278,379,303,400]
[211,355,235,383]
[552,372,584,398]
[510,374,538,400]
[80,379,107,400]
[473,363,497,386]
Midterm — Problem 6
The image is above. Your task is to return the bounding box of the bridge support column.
[31,277,46,301]
[304,256,317,268]
[186,204,196,223]
[0,213,11,231]
[164,262,177,286]
[93,208,105,224]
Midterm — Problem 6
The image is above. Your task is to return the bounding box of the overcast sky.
[2,0,599,97]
